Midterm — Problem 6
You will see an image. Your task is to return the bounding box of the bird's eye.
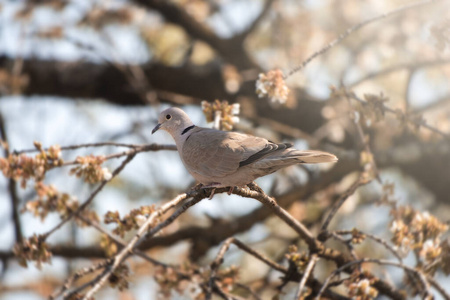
[165,114,171,120]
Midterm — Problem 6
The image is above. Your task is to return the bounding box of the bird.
[152,107,337,197]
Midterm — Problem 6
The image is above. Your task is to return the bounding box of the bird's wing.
[181,127,290,178]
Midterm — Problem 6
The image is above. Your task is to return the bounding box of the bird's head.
[152,107,194,137]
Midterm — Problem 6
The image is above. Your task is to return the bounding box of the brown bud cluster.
[346,275,379,300]
[350,228,366,245]
[108,263,130,291]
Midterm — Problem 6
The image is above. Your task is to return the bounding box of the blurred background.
[0,0,450,299]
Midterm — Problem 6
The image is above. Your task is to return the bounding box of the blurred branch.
[236,0,275,41]
[347,92,450,139]
[319,175,368,233]
[132,0,258,69]
[285,0,445,79]
[0,112,23,244]
[414,93,450,113]
[347,58,450,87]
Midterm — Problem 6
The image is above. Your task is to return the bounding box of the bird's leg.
[209,188,216,200]
[227,186,235,195]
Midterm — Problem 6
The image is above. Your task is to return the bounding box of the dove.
[152,107,337,197]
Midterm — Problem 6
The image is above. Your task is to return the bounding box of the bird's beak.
[152,123,161,134]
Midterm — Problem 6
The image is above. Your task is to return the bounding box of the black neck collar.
[181,125,195,135]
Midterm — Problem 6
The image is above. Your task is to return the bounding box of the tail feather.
[252,150,337,170]
[288,150,338,164]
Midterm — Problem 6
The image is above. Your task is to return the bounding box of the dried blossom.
[70,155,110,184]
[285,245,310,273]
[347,277,379,300]
[216,265,239,292]
[108,263,130,291]
[255,69,289,106]
[201,100,240,131]
[390,206,448,260]
[104,206,155,237]
[430,18,450,51]
[24,182,99,226]
[25,182,75,220]
[13,234,52,269]
[350,228,366,244]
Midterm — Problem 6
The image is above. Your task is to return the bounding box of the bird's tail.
[288,150,338,164]
[252,149,337,171]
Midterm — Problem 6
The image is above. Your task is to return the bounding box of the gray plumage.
[152,107,337,188]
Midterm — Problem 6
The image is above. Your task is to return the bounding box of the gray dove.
[152,107,337,196]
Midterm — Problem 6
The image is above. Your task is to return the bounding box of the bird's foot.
[200,183,221,200]
[191,183,204,191]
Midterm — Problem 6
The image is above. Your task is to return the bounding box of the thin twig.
[334,230,403,262]
[427,275,450,300]
[207,237,288,300]
[295,254,318,300]
[285,0,444,78]
[320,176,367,232]
[14,142,150,154]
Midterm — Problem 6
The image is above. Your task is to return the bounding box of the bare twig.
[14,142,152,154]
[236,0,275,41]
[285,0,444,79]
[427,275,450,300]
[59,144,176,167]
[320,176,368,232]
[295,254,318,300]
[207,237,288,299]
[334,230,403,262]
